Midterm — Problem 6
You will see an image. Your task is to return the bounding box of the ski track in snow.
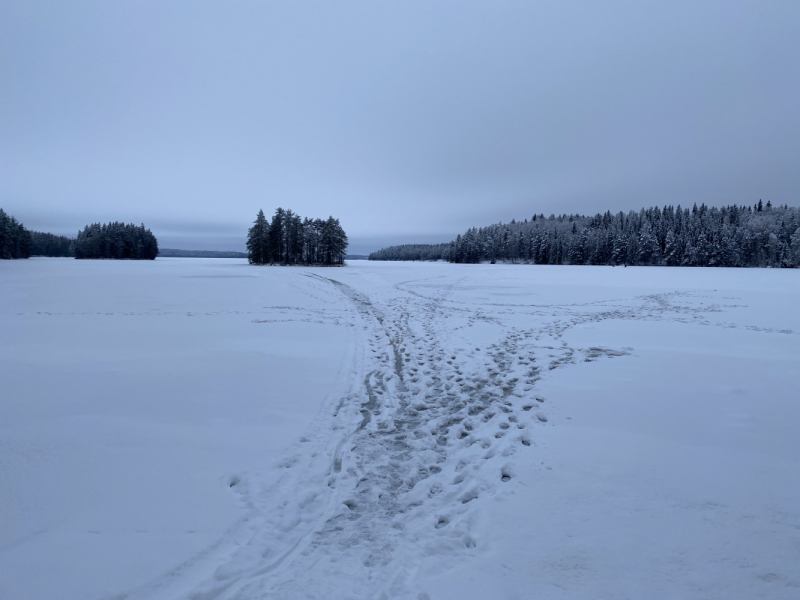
[122,272,788,600]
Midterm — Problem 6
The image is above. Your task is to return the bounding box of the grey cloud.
[2,1,798,253]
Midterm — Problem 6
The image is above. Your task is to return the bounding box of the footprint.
[460,488,479,504]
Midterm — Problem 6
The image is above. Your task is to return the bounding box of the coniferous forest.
[158,249,248,258]
[74,222,159,260]
[370,202,800,268]
[2,210,159,260]
[247,208,348,265]
[31,231,75,257]
[367,243,452,262]
[0,208,33,259]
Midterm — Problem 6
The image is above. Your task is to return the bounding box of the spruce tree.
[269,208,286,263]
[247,209,270,264]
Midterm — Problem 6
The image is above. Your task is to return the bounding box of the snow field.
[1,259,799,599]
[0,258,352,600]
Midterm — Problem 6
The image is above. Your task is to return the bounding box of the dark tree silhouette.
[30,231,75,257]
[246,209,270,265]
[0,208,33,259]
[247,208,348,265]
[74,222,158,259]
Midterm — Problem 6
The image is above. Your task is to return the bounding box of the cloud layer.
[2,1,799,251]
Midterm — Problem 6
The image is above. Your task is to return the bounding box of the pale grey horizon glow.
[2,1,799,253]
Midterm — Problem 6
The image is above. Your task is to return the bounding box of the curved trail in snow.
[126,270,762,600]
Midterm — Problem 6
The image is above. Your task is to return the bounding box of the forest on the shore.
[1,210,159,260]
[0,208,32,259]
[9,201,800,267]
[370,202,800,268]
[158,249,248,258]
[31,231,75,257]
[247,208,348,265]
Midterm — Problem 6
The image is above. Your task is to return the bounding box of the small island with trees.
[247,208,348,265]
[74,222,159,259]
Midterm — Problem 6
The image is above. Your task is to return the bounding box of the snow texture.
[1,258,799,599]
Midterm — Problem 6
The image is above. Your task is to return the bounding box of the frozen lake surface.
[1,258,799,599]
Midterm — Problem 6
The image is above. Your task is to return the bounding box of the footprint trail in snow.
[137,272,756,600]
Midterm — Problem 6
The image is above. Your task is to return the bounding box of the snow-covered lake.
[2,258,799,599]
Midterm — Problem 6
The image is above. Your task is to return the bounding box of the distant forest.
[247,208,348,265]
[158,249,248,258]
[370,202,800,268]
[369,243,451,262]
[75,222,158,260]
[31,231,74,257]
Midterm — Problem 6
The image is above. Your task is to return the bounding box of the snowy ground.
[1,259,799,600]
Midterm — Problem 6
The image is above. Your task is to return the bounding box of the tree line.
[370,201,800,268]
[158,248,248,258]
[74,222,158,259]
[2,208,76,258]
[31,231,75,257]
[247,208,348,265]
[2,209,161,260]
[368,243,451,262]
[0,208,33,259]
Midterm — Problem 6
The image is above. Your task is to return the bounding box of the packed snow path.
[3,260,799,600]
[127,265,798,600]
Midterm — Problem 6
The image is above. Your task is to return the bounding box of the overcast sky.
[2,1,799,253]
